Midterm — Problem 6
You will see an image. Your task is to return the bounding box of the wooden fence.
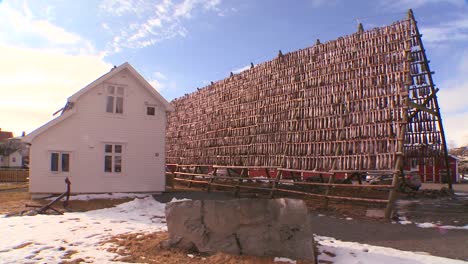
[0,169,29,183]
[166,164,393,212]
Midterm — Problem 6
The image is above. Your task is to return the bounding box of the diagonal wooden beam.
[408,9,452,190]
[408,101,438,116]
[408,88,439,122]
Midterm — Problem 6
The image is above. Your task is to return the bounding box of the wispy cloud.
[420,17,468,44]
[154,71,167,80]
[232,64,250,74]
[309,0,338,8]
[438,49,468,147]
[0,2,111,136]
[148,70,172,92]
[379,0,465,10]
[0,2,98,55]
[0,43,112,136]
[99,0,227,53]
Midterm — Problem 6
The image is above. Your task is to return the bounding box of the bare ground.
[103,232,310,264]
[1,183,467,262]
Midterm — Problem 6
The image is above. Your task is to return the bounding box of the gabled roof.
[448,154,461,161]
[67,62,174,111]
[23,62,174,143]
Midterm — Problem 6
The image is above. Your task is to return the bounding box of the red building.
[414,155,460,183]
[0,128,13,141]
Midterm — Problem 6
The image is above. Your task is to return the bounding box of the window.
[12,157,16,163]
[106,86,124,114]
[147,106,155,116]
[50,152,70,172]
[105,144,122,173]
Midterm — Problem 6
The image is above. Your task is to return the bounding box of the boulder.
[165,198,315,261]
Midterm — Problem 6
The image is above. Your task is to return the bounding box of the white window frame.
[144,102,159,119]
[50,151,70,174]
[106,85,125,114]
[104,143,124,174]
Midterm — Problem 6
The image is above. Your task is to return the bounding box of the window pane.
[117,87,124,96]
[147,106,155,116]
[106,96,114,113]
[61,153,69,172]
[105,144,112,153]
[114,156,122,173]
[107,86,115,94]
[115,145,122,153]
[105,155,112,172]
[116,97,123,114]
[51,153,59,171]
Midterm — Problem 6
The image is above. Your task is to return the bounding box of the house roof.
[67,62,174,111]
[0,131,13,141]
[23,62,174,143]
[448,154,461,161]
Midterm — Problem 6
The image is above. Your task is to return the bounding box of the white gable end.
[26,63,170,194]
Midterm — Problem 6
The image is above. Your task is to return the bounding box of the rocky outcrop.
[164,198,315,261]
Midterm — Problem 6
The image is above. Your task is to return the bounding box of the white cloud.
[0,2,98,55]
[437,49,468,147]
[32,20,82,45]
[154,71,167,80]
[232,64,251,74]
[148,70,171,92]
[309,0,337,7]
[379,0,465,10]
[442,112,468,147]
[0,44,112,137]
[149,79,164,91]
[420,17,468,44]
[0,2,115,137]
[99,0,226,53]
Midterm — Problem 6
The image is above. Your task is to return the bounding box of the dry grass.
[103,232,309,264]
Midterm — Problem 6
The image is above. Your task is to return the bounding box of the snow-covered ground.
[0,195,466,264]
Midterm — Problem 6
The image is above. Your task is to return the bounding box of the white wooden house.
[23,62,174,196]
[0,150,23,168]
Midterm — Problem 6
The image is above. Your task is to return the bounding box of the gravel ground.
[309,213,468,261]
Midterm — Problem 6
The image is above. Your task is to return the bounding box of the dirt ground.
[0,183,133,215]
[102,232,311,264]
[2,183,467,262]
[1,184,313,264]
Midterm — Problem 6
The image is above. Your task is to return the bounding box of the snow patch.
[274,257,296,263]
[46,192,151,201]
[398,216,413,225]
[316,235,466,264]
[0,196,166,263]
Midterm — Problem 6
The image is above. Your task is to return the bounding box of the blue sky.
[0,0,467,147]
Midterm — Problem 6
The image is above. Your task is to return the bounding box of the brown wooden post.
[207,167,217,193]
[64,177,71,208]
[385,98,408,219]
[187,166,195,188]
[270,169,283,198]
[324,173,335,208]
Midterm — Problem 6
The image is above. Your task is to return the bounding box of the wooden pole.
[385,98,408,219]
[408,9,452,190]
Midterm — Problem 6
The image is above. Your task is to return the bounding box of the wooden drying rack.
[165,10,452,219]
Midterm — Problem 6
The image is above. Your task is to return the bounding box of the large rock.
[165,198,315,261]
